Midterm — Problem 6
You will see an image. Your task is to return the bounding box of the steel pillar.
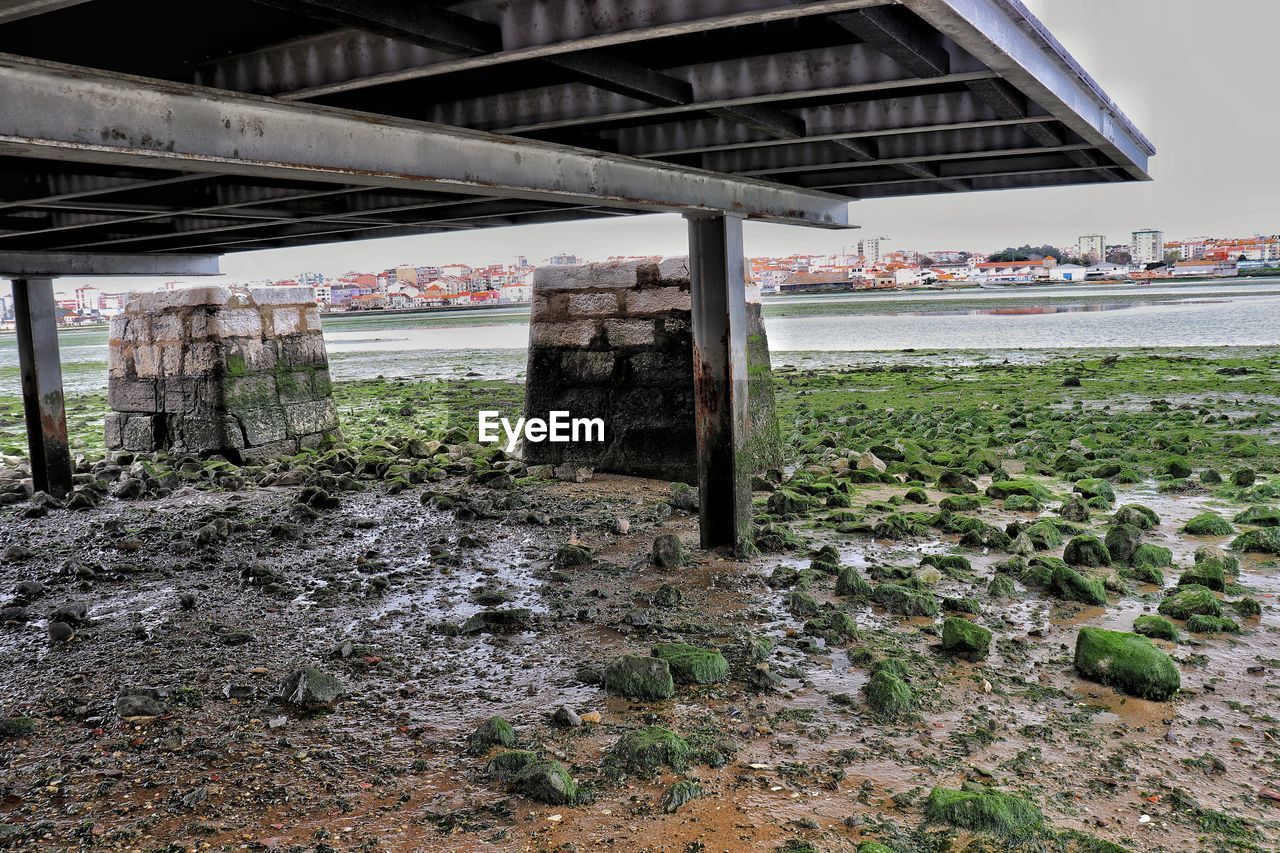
[686,213,752,553]
[12,277,73,498]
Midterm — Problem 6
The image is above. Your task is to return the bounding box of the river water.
[4,278,1279,394]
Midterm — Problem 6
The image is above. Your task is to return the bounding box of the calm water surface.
[4,279,1280,394]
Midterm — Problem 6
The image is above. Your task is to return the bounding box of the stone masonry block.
[223,374,279,412]
[656,256,691,282]
[276,369,320,404]
[150,314,183,342]
[180,341,221,377]
[278,334,326,367]
[236,406,290,446]
[301,305,322,332]
[250,286,314,306]
[624,286,689,315]
[212,308,263,339]
[603,318,657,348]
[284,398,339,437]
[121,414,159,451]
[534,261,641,291]
[566,292,620,317]
[103,413,124,449]
[132,344,162,379]
[561,350,616,383]
[108,379,158,413]
[225,338,278,374]
[272,307,304,337]
[529,320,598,349]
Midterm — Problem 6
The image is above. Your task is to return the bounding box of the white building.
[1131,229,1164,265]
[1077,234,1106,263]
[857,237,887,263]
[499,282,532,303]
[1049,263,1087,282]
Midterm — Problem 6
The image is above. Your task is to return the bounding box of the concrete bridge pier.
[11,277,73,499]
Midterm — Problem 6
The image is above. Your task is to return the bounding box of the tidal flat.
[0,350,1277,851]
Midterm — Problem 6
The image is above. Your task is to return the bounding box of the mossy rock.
[870,583,939,617]
[903,487,929,504]
[652,643,728,685]
[1233,597,1262,619]
[1063,535,1110,568]
[1159,585,1222,619]
[924,786,1045,841]
[988,575,1017,599]
[1103,524,1142,565]
[755,523,803,552]
[939,494,980,512]
[767,489,812,517]
[1024,520,1063,551]
[603,654,675,700]
[1186,614,1240,634]
[466,715,516,755]
[1113,504,1160,531]
[1231,527,1280,555]
[1074,627,1180,700]
[1004,494,1041,512]
[513,758,579,805]
[986,479,1052,501]
[1120,562,1164,586]
[1232,505,1280,527]
[1182,512,1234,536]
[804,609,859,645]
[1133,614,1179,642]
[1164,456,1194,479]
[942,596,981,615]
[607,726,691,774]
[920,554,971,576]
[941,616,992,661]
[554,543,594,569]
[786,589,820,617]
[1073,478,1116,505]
[1130,543,1172,569]
[873,513,929,540]
[857,844,895,853]
[486,749,537,782]
[661,779,706,814]
[1050,565,1108,606]
[1058,496,1091,522]
[1178,560,1225,592]
[835,567,872,599]
[864,670,913,720]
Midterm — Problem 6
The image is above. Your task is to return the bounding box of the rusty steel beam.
[11,277,72,498]
[686,212,752,554]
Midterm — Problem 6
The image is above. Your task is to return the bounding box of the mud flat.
[0,351,1278,851]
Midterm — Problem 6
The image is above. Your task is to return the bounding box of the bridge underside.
[0,0,1152,551]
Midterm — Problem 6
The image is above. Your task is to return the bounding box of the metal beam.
[829,5,952,77]
[903,0,1152,179]
[12,277,72,498]
[427,44,992,133]
[0,251,221,276]
[0,55,851,229]
[192,0,889,100]
[0,0,89,24]
[686,213,752,554]
[253,0,501,55]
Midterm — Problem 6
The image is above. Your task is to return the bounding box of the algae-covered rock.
[1050,565,1107,606]
[603,654,675,700]
[554,543,594,569]
[937,471,978,494]
[1103,524,1142,564]
[988,574,1017,599]
[276,667,343,710]
[1182,512,1234,536]
[786,589,820,616]
[941,616,992,661]
[1113,504,1160,531]
[1074,627,1180,700]
[924,786,1045,841]
[661,779,706,813]
[1073,478,1116,506]
[1233,505,1280,527]
[514,758,578,804]
[651,533,686,568]
[651,643,728,685]
[466,715,516,755]
[1158,585,1222,619]
[1024,520,1063,551]
[607,726,691,773]
[1058,496,1091,522]
[986,480,1052,502]
[1231,526,1280,555]
[1186,614,1240,634]
[1164,456,1194,479]
[873,513,928,540]
[871,583,939,617]
[1233,597,1262,619]
[1133,614,1179,642]
[804,609,859,644]
[1004,494,1041,512]
[1131,543,1172,569]
[1178,559,1226,592]
[486,749,536,781]
[835,566,872,598]
[920,554,972,576]
[767,489,812,517]
[1063,535,1110,568]
[939,494,980,512]
[864,670,913,720]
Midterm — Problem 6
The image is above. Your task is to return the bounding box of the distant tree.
[1163,250,1181,264]
[1144,261,1168,271]
[1238,253,1248,262]
[987,244,1068,262]
[1106,250,1133,265]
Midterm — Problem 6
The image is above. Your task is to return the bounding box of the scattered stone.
[661,779,706,814]
[47,621,74,643]
[1103,524,1142,564]
[276,667,343,710]
[607,726,691,774]
[513,758,578,805]
[1050,565,1107,606]
[924,786,1045,841]
[1134,614,1179,642]
[651,584,682,608]
[669,482,699,512]
[1159,585,1222,619]
[467,716,517,755]
[864,670,913,720]
[553,543,593,570]
[116,689,165,719]
[460,608,533,634]
[612,516,630,535]
[651,533,685,567]
[553,463,593,483]
[551,706,582,728]
[651,642,728,684]
[1183,512,1234,536]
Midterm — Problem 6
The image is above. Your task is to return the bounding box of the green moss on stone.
[1074,627,1180,700]
[924,786,1045,840]
[466,715,516,755]
[608,726,691,774]
[1050,565,1108,606]
[652,643,728,685]
[603,654,675,700]
[1182,512,1234,536]
[1159,585,1222,619]
[941,616,992,660]
[1063,535,1110,568]
[1133,614,1179,642]
[864,670,913,720]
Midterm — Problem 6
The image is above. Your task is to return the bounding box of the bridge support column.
[12,277,73,498]
[686,213,752,554]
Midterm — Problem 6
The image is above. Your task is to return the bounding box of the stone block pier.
[105,286,340,463]
[523,256,781,482]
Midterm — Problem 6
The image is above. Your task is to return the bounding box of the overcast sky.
[8,0,1277,294]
